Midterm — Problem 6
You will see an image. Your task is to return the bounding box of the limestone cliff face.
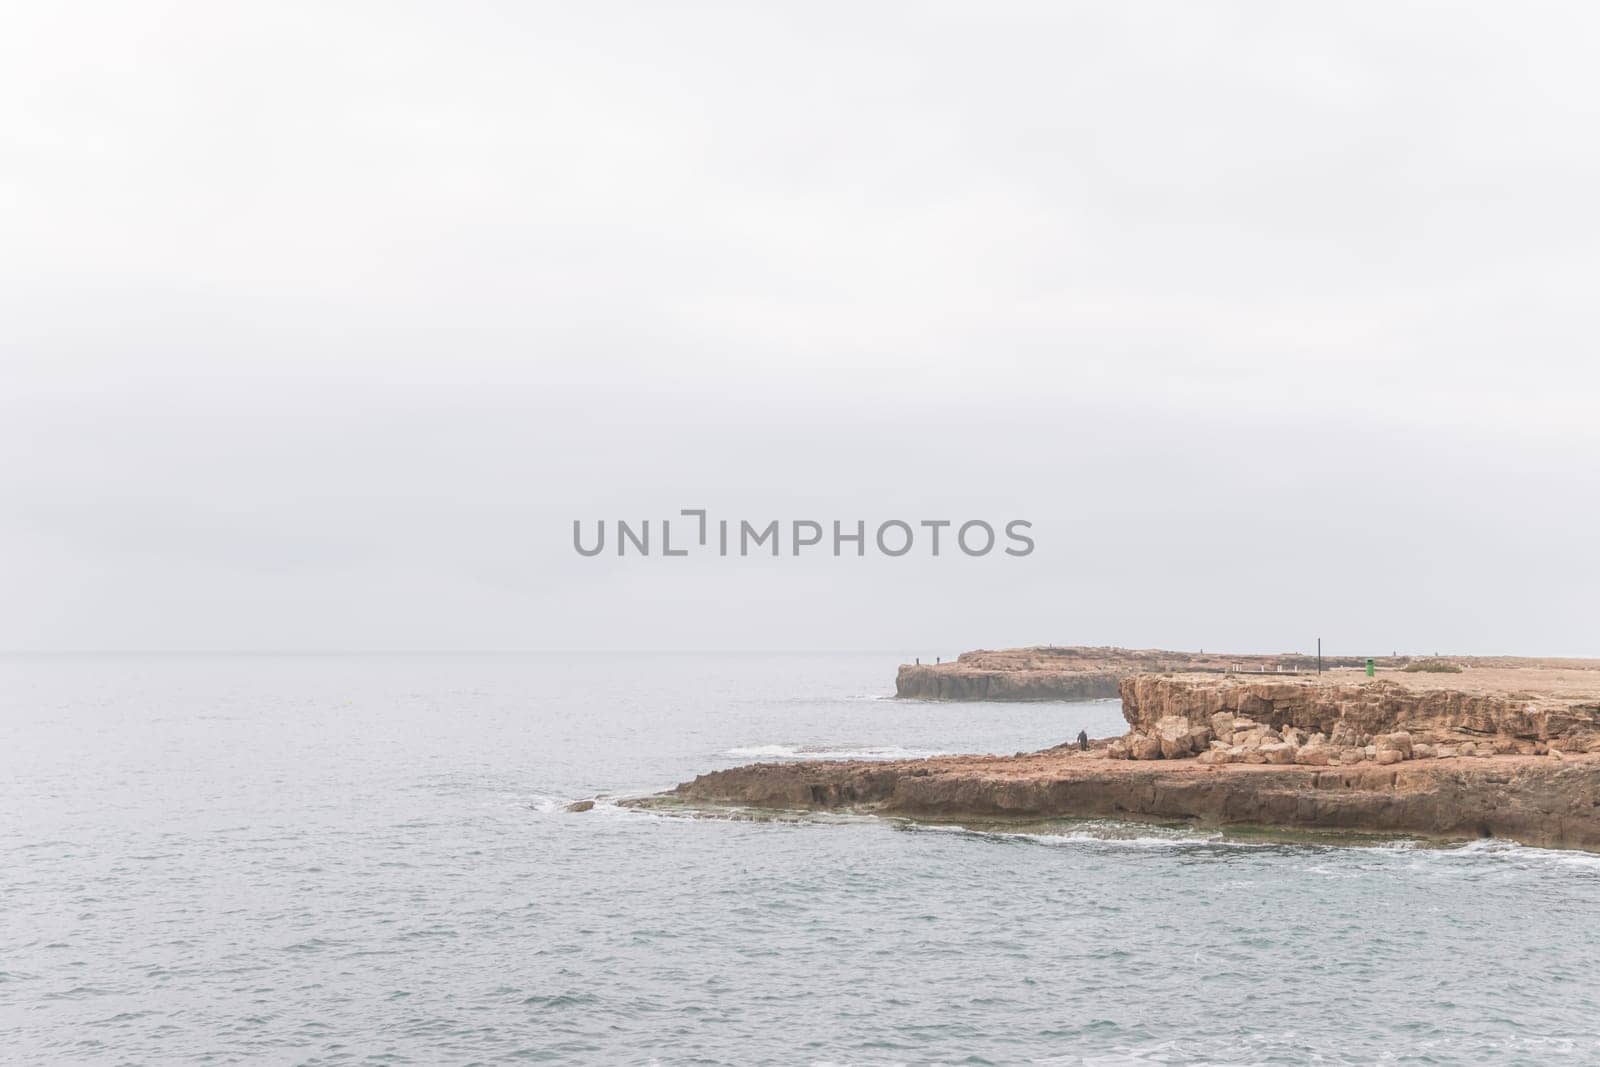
[892,646,1365,702]
[665,651,1600,850]
[668,752,1600,850]
[895,664,1122,701]
[1119,674,1600,750]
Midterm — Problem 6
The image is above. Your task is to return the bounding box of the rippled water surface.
[4,652,1599,1064]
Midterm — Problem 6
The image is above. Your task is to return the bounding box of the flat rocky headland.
[894,646,1404,701]
[671,651,1600,849]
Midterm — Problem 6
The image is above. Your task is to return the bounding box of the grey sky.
[3,2,1597,655]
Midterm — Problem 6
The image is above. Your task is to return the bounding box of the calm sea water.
[3,652,1598,1065]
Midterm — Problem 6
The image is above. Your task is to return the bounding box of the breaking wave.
[898,820,1253,850]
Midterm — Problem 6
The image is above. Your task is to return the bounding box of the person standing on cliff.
[1077,730,1089,751]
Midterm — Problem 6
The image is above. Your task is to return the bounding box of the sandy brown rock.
[1128,735,1162,761]
[1120,670,1600,751]
[670,751,1600,850]
[664,649,1600,849]
[895,647,1600,713]
[893,646,1395,702]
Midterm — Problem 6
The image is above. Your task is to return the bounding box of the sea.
[3,652,1598,1065]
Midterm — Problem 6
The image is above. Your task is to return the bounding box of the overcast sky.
[3,2,1597,655]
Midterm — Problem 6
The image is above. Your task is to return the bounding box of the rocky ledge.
[670,750,1600,850]
[895,646,1400,702]
[1115,669,1600,767]
[670,658,1600,849]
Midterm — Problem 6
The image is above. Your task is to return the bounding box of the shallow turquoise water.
[3,653,1598,1064]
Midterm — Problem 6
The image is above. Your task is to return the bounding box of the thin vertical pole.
[1317,638,1322,675]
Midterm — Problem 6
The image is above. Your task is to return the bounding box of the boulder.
[1375,732,1413,758]
[1129,734,1163,760]
[1105,740,1129,760]
[1260,742,1295,765]
[1211,711,1237,738]
[1295,739,1334,766]
[1412,743,1436,759]
[1234,725,1281,750]
[1376,749,1404,765]
[1156,715,1196,759]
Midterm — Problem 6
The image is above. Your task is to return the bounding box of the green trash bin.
[1366,657,1375,677]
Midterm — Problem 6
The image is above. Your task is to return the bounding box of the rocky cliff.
[1112,670,1600,768]
[651,650,1600,849]
[894,646,1379,702]
[667,750,1600,850]
[895,663,1123,701]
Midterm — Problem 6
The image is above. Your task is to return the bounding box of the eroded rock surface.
[1118,672,1600,761]
[894,646,1386,702]
[896,664,1124,702]
[664,651,1600,849]
[670,751,1600,850]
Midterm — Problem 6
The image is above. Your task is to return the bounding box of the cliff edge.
[1113,666,1600,766]
[894,646,1398,702]
[665,652,1600,849]
[671,749,1600,850]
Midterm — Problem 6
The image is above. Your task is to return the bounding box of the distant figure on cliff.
[1077,730,1089,751]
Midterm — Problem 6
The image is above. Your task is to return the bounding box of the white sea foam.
[900,821,1255,850]
[724,744,802,759]
[586,796,666,821]
[1442,837,1600,869]
[527,792,674,821]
